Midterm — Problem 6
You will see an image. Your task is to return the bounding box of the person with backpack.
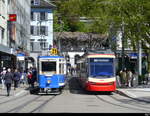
[0,67,7,89]
[4,68,13,96]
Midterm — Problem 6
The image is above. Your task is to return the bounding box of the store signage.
[17,56,25,61]
[9,14,17,21]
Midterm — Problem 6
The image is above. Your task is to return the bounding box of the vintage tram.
[35,55,67,94]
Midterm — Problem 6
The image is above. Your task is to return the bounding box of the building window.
[31,0,40,6]
[30,26,34,35]
[38,39,46,42]
[40,42,48,50]
[40,12,45,21]
[0,27,5,40]
[40,12,48,21]
[37,12,40,21]
[40,26,48,36]
[31,0,34,5]
[31,26,48,36]
[30,42,34,51]
[31,12,35,21]
[30,39,35,42]
[34,0,40,5]
[30,42,41,52]
[37,26,40,35]
[40,26,45,35]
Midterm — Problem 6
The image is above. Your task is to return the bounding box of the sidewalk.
[0,84,29,97]
[116,83,150,103]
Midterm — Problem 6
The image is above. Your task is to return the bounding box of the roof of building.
[31,0,56,9]
[54,32,107,41]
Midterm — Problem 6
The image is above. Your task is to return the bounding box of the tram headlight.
[47,80,51,84]
[108,82,114,85]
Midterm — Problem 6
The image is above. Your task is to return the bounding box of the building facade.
[0,0,17,70]
[30,0,55,66]
[6,0,31,70]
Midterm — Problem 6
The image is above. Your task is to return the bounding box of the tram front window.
[41,62,56,72]
[89,58,114,78]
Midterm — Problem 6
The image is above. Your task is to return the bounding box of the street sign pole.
[121,22,125,71]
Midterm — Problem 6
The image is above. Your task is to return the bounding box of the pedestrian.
[0,67,7,89]
[144,72,149,85]
[122,68,128,87]
[119,70,124,86]
[32,67,37,82]
[27,71,33,88]
[13,69,21,90]
[20,70,26,87]
[120,68,127,87]
[127,70,133,87]
[4,68,13,96]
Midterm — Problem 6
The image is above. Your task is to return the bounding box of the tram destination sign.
[90,58,113,63]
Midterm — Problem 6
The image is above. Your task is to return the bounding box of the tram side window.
[81,63,86,73]
[59,63,64,74]
[41,62,56,72]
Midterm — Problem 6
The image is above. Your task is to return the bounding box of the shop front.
[0,45,17,71]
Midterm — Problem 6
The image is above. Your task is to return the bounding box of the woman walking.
[4,68,13,96]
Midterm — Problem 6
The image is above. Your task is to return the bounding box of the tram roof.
[38,56,64,59]
[86,49,114,54]
[84,49,115,58]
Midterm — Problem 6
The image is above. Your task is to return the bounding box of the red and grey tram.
[77,50,116,92]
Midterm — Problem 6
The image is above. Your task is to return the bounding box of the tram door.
[58,58,66,75]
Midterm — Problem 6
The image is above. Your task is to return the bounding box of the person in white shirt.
[1,67,7,89]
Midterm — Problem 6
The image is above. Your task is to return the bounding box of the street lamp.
[121,22,125,71]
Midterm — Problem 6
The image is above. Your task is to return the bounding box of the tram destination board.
[90,58,113,63]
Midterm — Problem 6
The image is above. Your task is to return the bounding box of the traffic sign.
[50,48,58,55]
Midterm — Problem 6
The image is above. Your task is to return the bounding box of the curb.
[115,89,150,103]
[115,89,129,98]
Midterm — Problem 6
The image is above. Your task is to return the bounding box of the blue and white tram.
[37,55,67,94]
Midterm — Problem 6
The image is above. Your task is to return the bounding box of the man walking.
[4,68,13,96]
[13,69,21,90]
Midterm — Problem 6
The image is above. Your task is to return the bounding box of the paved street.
[0,77,150,113]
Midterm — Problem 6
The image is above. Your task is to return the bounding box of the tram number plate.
[47,80,51,84]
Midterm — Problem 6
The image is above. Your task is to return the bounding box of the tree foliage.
[52,0,150,46]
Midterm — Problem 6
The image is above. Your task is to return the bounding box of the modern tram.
[35,55,67,94]
[76,50,116,93]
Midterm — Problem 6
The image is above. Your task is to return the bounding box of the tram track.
[5,94,57,113]
[74,76,150,112]
[29,95,57,113]
[109,94,150,110]
[6,95,41,113]
[95,94,150,112]
[0,91,29,105]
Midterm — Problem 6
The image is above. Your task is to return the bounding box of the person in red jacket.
[27,71,33,88]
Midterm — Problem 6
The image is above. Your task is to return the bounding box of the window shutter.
[45,26,48,36]
[37,12,40,21]
[33,26,37,35]
[45,12,48,20]
[37,26,40,36]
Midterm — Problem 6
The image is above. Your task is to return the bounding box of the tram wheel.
[106,91,112,95]
[30,89,34,94]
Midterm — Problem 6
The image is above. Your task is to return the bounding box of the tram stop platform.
[116,84,150,103]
